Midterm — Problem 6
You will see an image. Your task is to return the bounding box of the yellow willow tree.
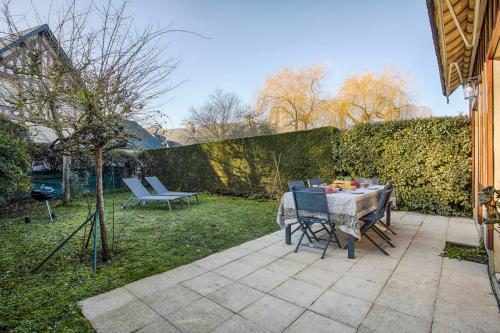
[257,65,330,132]
[330,67,418,127]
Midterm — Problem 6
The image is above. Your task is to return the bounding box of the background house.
[0,25,163,152]
[0,25,162,196]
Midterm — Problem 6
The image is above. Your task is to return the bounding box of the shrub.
[142,116,472,216]
[333,117,472,215]
[29,142,63,172]
[0,116,31,204]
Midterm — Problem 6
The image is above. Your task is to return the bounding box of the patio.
[79,211,499,333]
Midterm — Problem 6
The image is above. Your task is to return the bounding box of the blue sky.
[11,0,467,128]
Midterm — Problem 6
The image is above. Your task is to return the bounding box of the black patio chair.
[292,188,342,259]
[358,181,395,255]
[307,178,321,187]
[286,182,325,244]
[288,180,306,191]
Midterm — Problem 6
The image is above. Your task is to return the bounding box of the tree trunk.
[62,155,71,204]
[95,147,111,261]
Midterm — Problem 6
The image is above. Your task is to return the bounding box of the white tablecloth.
[276,185,394,238]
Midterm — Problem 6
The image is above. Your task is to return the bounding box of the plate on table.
[366,186,379,190]
[350,190,365,194]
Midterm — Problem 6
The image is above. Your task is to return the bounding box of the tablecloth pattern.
[276,185,395,239]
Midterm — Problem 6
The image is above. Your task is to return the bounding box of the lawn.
[0,192,279,332]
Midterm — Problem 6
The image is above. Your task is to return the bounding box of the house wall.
[493,58,500,270]
[0,31,74,144]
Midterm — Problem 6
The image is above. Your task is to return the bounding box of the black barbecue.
[25,185,57,223]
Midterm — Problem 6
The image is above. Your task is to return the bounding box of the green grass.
[441,242,488,265]
[0,193,279,332]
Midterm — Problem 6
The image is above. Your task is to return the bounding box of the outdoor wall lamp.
[463,76,481,100]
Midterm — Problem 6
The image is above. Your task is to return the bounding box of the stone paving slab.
[79,214,500,333]
[293,266,341,289]
[239,295,304,332]
[358,304,432,333]
[309,289,372,327]
[212,315,270,333]
[284,310,356,333]
[207,282,264,312]
[270,278,325,307]
[181,271,233,296]
[79,287,136,321]
[167,297,233,333]
[142,285,202,317]
[136,318,180,333]
[447,219,480,247]
[91,299,162,333]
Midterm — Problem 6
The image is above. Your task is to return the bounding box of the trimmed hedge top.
[142,116,472,216]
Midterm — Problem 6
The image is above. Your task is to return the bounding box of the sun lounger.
[121,178,185,211]
[145,176,199,204]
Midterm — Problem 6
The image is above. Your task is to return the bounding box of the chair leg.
[364,233,390,255]
[294,222,308,253]
[167,201,172,211]
[292,224,315,243]
[371,226,395,248]
[121,196,134,209]
[373,225,392,241]
[313,225,329,236]
[380,221,397,235]
[297,222,313,243]
[307,224,320,241]
[291,225,301,235]
[321,228,333,259]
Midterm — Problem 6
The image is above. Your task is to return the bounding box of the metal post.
[46,200,53,222]
[32,213,94,272]
[93,210,99,273]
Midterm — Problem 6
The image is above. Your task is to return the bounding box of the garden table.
[276,185,395,259]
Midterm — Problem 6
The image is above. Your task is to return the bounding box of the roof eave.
[0,24,69,62]
[426,0,448,97]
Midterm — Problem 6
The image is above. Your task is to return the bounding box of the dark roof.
[0,24,68,60]
[165,140,182,148]
[124,120,164,149]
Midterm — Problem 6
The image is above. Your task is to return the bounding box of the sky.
[10,0,467,129]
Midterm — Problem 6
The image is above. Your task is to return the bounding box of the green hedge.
[142,117,472,216]
[0,116,31,205]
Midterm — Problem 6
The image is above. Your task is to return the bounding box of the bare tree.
[186,89,271,142]
[0,0,192,261]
